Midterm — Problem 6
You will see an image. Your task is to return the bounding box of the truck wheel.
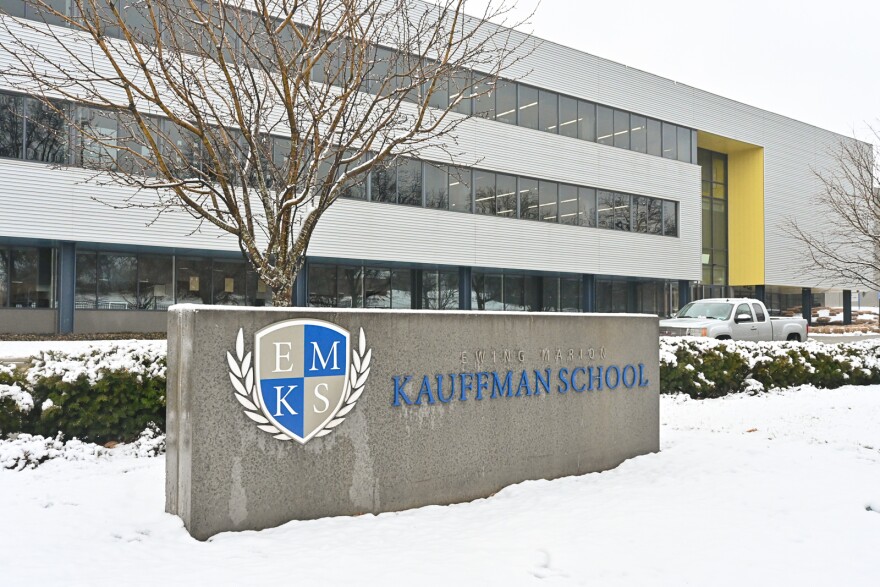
[716,335,731,340]
[786,333,801,342]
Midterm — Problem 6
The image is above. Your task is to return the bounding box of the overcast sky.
[467,0,879,141]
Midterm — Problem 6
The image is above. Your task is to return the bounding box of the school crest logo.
[226,319,371,443]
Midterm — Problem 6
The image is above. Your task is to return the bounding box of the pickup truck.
[659,298,808,341]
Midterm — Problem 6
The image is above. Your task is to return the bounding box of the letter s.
[313,382,330,414]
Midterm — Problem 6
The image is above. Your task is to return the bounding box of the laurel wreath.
[226,326,371,442]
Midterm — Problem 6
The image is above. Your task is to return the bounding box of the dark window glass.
[702,198,712,248]
[503,274,524,311]
[161,119,199,175]
[560,278,581,312]
[518,85,539,130]
[117,114,159,177]
[213,260,247,306]
[558,184,579,225]
[449,70,472,115]
[713,154,726,184]
[539,90,558,133]
[630,115,647,153]
[496,174,517,218]
[494,80,517,125]
[471,271,503,311]
[98,253,137,309]
[308,264,337,307]
[448,167,471,213]
[391,269,412,309]
[76,106,118,169]
[662,122,677,160]
[518,177,539,220]
[396,158,422,206]
[597,106,613,146]
[1,1,26,18]
[137,255,173,310]
[713,199,727,250]
[340,151,367,200]
[613,193,631,231]
[9,248,38,308]
[370,160,397,203]
[337,265,363,308]
[613,110,630,149]
[424,163,448,209]
[648,199,663,235]
[175,257,212,305]
[427,73,449,110]
[538,181,558,223]
[677,126,691,163]
[542,277,559,312]
[597,190,614,229]
[474,170,496,216]
[632,196,649,233]
[29,0,68,27]
[246,271,271,306]
[647,118,662,156]
[578,187,596,227]
[0,93,23,159]
[423,270,459,310]
[558,96,578,138]
[578,100,596,142]
[752,303,767,322]
[663,201,678,237]
[364,267,391,308]
[524,275,540,311]
[473,76,495,119]
[24,98,66,164]
[0,249,7,307]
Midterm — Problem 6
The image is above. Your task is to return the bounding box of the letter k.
[274,385,298,416]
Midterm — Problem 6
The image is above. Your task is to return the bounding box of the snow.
[0,339,164,359]
[0,382,32,412]
[1,386,879,585]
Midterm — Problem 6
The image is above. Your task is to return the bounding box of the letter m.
[309,340,340,372]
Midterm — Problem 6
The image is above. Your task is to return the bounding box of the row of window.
[0,247,54,308]
[347,158,679,236]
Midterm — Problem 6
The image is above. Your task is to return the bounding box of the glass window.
[524,275,540,311]
[396,158,422,206]
[29,0,69,27]
[473,75,495,119]
[496,174,517,218]
[538,181,558,223]
[175,257,212,304]
[597,106,613,146]
[613,193,631,231]
[9,248,38,308]
[427,72,449,110]
[597,190,614,229]
[474,170,496,216]
[663,201,678,237]
[712,154,726,183]
[542,277,559,312]
[337,265,363,308]
[578,100,596,142]
[579,187,596,227]
[661,122,677,160]
[647,118,662,156]
[632,196,649,233]
[391,269,412,309]
[648,199,663,235]
[212,260,247,306]
[630,115,647,153]
[341,152,367,200]
[246,271,271,306]
[424,163,448,209]
[76,106,118,169]
[677,126,691,163]
[494,80,517,125]
[448,167,471,213]
[137,255,173,310]
[558,96,578,138]
[558,184,578,226]
[471,271,503,311]
[364,267,391,308]
[503,274,524,311]
[518,177,539,220]
[308,264,337,307]
[98,253,137,310]
[698,149,712,180]
[0,93,23,159]
[702,198,712,248]
[613,110,630,149]
[449,70,472,115]
[423,269,459,310]
[0,249,7,307]
[539,90,558,133]
[370,159,397,203]
[752,303,767,322]
[560,277,581,312]
[713,199,727,250]
[24,98,67,164]
[2,1,26,18]
[517,85,539,130]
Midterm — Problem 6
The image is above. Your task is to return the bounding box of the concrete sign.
[166,307,659,540]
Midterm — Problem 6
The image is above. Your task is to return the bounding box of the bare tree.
[787,127,879,290]
[0,0,532,305]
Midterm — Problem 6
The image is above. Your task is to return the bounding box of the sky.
[466,0,879,141]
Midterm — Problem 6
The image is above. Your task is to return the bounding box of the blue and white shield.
[253,319,350,444]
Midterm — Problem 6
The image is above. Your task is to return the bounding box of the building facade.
[0,3,863,334]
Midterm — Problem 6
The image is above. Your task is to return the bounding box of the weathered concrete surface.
[166,307,659,540]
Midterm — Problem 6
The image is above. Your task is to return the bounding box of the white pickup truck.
[659,298,809,341]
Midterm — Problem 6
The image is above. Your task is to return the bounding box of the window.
[558,96,578,138]
[0,93,22,159]
[138,255,173,310]
[494,80,517,125]
[538,181,558,223]
[630,115,647,153]
[752,303,767,322]
[396,158,422,206]
[449,70,472,115]
[337,265,363,308]
[471,271,503,311]
[677,126,692,163]
[76,106,118,169]
[422,269,459,309]
[661,122,677,160]
[176,257,212,304]
[647,199,663,235]
[558,184,578,225]
[632,196,649,233]
[424,163,448,209]
[539,90,558,133]
[597,106,613,146]
[98,253,137,310]
[734,303,752,321]
[391,269,412,309]
[9,248,42,308]
[371,159,397,203]
[364,267,391,308]
[448,167,471,213]
[474,170,496,216]
[212,260,247,306]
[613,193,631,231]
[663,200,677,237]
[473,76,495,119]
[0,250,7,307]
[613,110,630,149]
[578,100,596,142]
[308,264,337,307]
[597,190,614,229]
[519,178,539,220]
[542,278,559,311]
[503,274,524,311]
[518,85,539,130]
[24,98,67,164]
[560,277,581,312]
[579,187,596,227]
[524,275,540,311]
[496,174,517,218]
[647,118,662,156]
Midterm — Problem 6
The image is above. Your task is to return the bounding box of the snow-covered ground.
[1,385,879,586]
[0,339,167,359]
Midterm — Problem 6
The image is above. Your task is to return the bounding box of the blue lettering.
[459,373,474,401]
[392,376,413,406]
[605,365,620,390]
[534,369,551,396]
[638,363,650,387]
[475,372,489,400]
[516,370,532,396]
[571,367,586,392]
[437,374,454,403]
[622,364,637,388]
[557,367,570,394]
[491,371,512,398]
[588,366,603,391]
[415,375,436,405]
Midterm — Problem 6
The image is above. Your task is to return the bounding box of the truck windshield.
[677,302,734,320]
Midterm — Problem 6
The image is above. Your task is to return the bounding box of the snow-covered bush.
[0,365,31,435]
[661,337,880,398]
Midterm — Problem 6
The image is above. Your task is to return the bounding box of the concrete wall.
[0,309,55,334]
[166,306,660,540]
[74,310,168,334]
